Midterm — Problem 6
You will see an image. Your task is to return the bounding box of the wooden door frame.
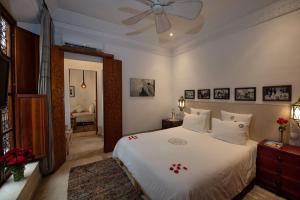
[59,45,121,152]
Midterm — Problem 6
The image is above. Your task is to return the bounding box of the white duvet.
[113,127,257,200]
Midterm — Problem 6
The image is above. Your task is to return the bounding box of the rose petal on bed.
[172,164,176,167]
[170,167,174,171]
[183,166,188,170]
[177,164,181,166]
[174,170,179,174]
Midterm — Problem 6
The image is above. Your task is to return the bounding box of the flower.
[2,147,34,168]
[276,117,288,125]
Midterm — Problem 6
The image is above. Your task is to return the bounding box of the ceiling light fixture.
[169,32,174,37]
[81,70,86,89]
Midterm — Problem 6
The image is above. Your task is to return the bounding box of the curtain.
[38,2,55,175]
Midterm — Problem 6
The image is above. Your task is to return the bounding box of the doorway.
[64,53,104,160]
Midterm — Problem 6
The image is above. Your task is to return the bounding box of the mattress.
[113,126,257,200]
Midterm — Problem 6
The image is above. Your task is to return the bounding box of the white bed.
[113,126,257,200]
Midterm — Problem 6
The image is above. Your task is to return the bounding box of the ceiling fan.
[122,0,203,34]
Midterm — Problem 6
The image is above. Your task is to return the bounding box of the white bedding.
[113,126,257,200]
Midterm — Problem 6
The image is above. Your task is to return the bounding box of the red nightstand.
[256,140,300,200]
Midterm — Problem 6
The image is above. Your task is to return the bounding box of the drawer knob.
[275,169,282,174]
[277,155,282,161]
[275,180,281,187]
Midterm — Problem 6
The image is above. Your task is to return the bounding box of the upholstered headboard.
[185,101,291,142]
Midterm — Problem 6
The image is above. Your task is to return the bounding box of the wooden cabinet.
[162,119,183,129]
[256,140,300,200]
[15,95,47,159]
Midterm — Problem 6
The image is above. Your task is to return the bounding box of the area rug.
[68,158,142,200]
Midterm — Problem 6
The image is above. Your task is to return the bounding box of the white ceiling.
[1,0,279,50]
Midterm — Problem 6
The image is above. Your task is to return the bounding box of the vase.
[11,166,25,182]
[279,130,284,144]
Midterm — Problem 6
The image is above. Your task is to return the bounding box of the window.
[0,5,15,186]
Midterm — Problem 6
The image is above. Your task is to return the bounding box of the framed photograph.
[69,86,75,97]
[185,90,195,99]
[198,89,210,99]
[263,85,292,101]
[214,88,230,100]
[235,87,256,101]
[130,78,155,97]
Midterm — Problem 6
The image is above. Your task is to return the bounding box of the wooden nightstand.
[162,119,183,129]
[256,140,300,200]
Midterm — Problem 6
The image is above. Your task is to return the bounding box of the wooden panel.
[15,94,47,159]
[15,27,39,94]
[60,45,114,58]
[103,58,122,153]
[51,46,66,170]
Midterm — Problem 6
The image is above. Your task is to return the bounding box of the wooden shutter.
[103,58,122,152]
[15,95,47,159]
[15,27,39,94]
[51,46,66,170]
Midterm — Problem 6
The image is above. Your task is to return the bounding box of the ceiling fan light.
[169,32,174,37]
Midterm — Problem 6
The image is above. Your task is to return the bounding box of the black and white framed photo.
[69,86,75,97]
[130,78,155,97]
[214,88,230,100]
[198,89,210,99]
[263,85,292,101]
[235,87,256,101]
[185,90,195,99]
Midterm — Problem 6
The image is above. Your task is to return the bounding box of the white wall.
[69,69,96,112]
[64,53,103,131]
[172,10,300,106]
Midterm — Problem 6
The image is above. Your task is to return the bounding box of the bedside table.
[162,119,183,129]
[256,140,300,200]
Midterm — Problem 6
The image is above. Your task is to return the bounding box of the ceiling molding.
[172,0,300,56]
[54,21,172,57]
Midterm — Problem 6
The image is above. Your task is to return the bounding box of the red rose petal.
[172,164,176,167]
[174,170,179,174]
[177,166,181,170]
[177,163,181,166]
[183,167,188,170]
[170,167,173,171]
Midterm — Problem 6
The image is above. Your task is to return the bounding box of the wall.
[64,53,103,130]
[172,10,300,106]
[69,69,96,112]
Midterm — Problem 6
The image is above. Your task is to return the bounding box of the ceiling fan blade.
[126,24,154,36]
[135,0,154,6]
[155,12,171,34]
[164,0,203,20]
[122,9,153,25]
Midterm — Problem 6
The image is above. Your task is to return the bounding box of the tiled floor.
[33,131,284,200]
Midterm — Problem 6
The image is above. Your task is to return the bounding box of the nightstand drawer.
[257,156,281,172]
[258,145,281,161]
[281,177,300,199]
[257,168,281,190]
[281,151,300,166]
[282,164,300,181]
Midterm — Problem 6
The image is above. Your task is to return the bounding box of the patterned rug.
[68,158,142,200]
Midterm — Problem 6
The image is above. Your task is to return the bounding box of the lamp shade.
[178,96,185,111]
[291,98,300,122]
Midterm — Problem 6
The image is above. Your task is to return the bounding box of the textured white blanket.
[113,127,257,200]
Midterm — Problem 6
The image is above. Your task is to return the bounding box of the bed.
[113,126,257,200]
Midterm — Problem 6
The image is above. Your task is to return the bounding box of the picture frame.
[69,86,75,97]
[214,88,230,100]
[197,89,210,99]
[235,87,256,101]
[130,78,155,97]
[185,90,195,99]
[263,85,292,101]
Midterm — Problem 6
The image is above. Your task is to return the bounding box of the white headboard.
[185,101,291,142]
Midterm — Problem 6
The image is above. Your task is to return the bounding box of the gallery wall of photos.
[184,85,292,102]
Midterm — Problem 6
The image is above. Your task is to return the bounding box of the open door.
[51,46,66,170]
[103,58,122,153]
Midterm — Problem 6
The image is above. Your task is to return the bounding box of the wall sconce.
[81,70,86,89]
[291,98,300,127]
[178,96,185,112]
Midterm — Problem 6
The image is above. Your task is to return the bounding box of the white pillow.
[190,108,211,131]
[221,110,252,124]
[74,105,84,113]
[183,113,207,133]
[211,118,249,145]
[88,104,95,113]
